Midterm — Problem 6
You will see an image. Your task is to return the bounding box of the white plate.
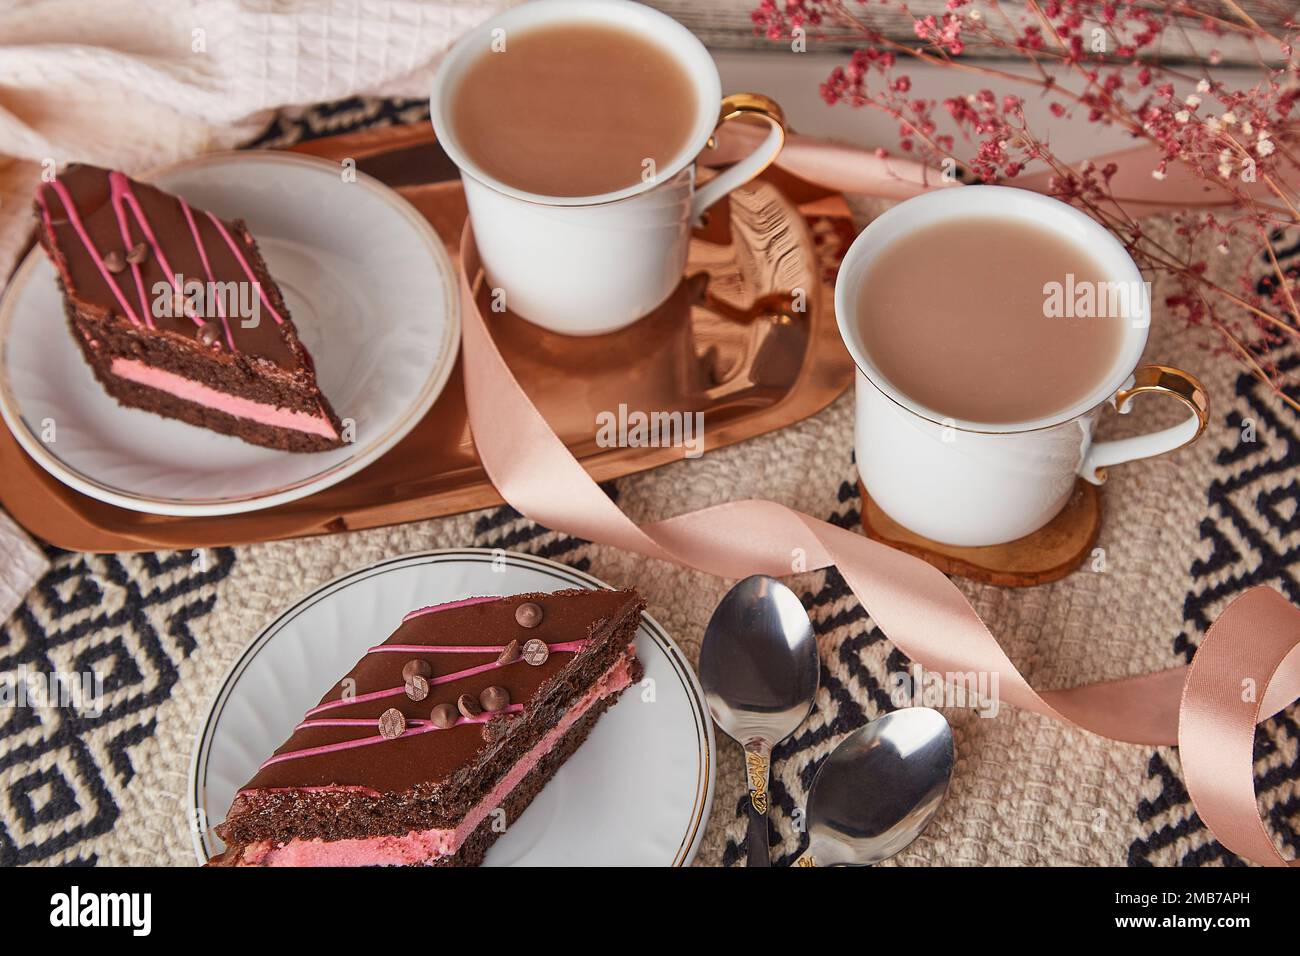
[0,152,459,516]
[189,549,715,866]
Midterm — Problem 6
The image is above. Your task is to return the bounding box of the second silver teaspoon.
[700,574,820,867]
[795,707,954,866]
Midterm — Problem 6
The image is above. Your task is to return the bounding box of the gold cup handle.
[1081,364,1211,484]
[690,93,787,226]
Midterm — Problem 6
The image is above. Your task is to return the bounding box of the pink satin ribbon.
[457,224,1300,867]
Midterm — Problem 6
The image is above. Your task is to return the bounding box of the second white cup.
[836,186,1210,547]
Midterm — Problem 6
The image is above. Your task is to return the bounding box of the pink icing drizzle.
[202,209,284,325]
[106,180,153,327]
[304,639,589,717]
[179,200,235,349]
[107,170,187,329]
[259,704,525,770]
[303,685,409,716]
[39,169,283,344]
[402,596,501,621]
[39,179,142,327]
[369,640,587,655]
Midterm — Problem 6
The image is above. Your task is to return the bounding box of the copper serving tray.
[0,124,855,552]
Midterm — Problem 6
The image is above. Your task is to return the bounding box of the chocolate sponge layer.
[434,680,638,867]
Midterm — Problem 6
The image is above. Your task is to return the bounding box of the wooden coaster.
[859,480,1101,588]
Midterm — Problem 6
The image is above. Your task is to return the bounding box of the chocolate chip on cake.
[479,685,510,712]
[126,241,149,265]
[103,249,126,273]
[196,321,223,349]
[522,638,549,666]
[515,602,543,628]
[457,693,483,719]
[405,674,430,701]
[378,708,406,739]
[402,659,432,681]
[429,702,458,729]
[497,639,521,665]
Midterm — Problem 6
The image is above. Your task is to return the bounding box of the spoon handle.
[744,741,772,867]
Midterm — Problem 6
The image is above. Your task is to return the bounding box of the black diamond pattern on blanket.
[468,483,627,581]
[1179,351,1300,654]
[1130,345,1300,866]
[0,548,234,865]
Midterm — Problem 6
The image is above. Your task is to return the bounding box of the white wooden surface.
[650,0,1286,63]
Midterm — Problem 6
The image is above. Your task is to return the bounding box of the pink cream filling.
[109,358,337,440]
[237,649,638,867]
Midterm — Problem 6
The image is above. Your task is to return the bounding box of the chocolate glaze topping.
[35,164,299,368]
[240,589,642,794]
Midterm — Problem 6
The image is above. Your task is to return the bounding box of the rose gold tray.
[0,124,855,552]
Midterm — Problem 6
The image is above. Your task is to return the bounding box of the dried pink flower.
[750,0,1300,409]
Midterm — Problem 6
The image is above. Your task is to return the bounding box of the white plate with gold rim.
[190,549,715,867]
[0,151,458,516]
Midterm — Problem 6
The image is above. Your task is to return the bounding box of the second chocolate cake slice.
[34,164,344,452]
[209,588,644,866]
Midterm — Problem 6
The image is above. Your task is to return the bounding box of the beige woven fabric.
[79,206,1295,867]
[0,510,45,626]
[0,0,511,292]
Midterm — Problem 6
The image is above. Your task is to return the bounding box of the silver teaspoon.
[700,574,819,867]
[795,707,954,866]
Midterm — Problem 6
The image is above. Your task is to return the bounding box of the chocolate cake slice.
[34,164,344,452]
[209,588,645,866]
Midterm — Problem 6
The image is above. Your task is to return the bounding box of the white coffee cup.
[430,0,785,335]
[835,186,1210,547]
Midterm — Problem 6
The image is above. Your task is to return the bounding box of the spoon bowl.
[700,575,819,744]
[802,707,954,866]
